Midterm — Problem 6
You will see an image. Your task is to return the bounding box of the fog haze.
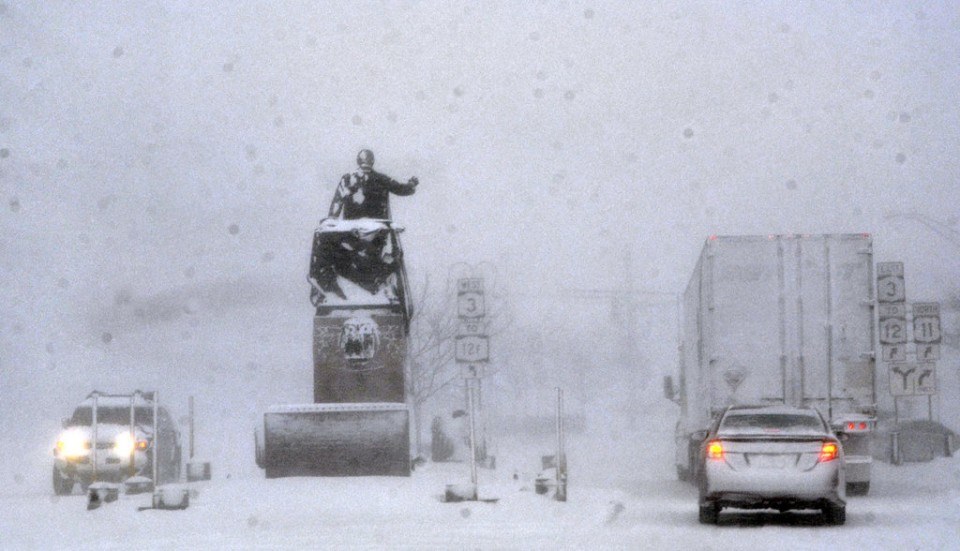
[1,1,959,486]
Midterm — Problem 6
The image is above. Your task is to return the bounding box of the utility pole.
[563,251,676,376]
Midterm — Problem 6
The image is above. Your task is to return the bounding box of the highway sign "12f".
[455,335,489,363]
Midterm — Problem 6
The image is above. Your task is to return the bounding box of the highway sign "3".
[876,262,905,303]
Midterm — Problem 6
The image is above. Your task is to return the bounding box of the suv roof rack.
[80,390,158,407]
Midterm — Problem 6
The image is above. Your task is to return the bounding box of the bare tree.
[405,272,513,457]
[405,275,458,457]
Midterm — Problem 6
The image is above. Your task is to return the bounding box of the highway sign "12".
[879,304,907,345]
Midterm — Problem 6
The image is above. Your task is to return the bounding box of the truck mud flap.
[262,403,410,477]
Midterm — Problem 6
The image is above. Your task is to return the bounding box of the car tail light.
[136,440,148,451]
[819,441,839,462]
[707,440,724,460]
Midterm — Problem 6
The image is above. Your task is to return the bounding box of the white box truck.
[665,234,877,495]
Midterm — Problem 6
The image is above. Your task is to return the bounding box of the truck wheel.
[823,503,846,525]
[698,501,719,524]
[846,481,869,496]
[52,467,74,496]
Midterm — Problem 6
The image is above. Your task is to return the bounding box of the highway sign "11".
[913,302,941,361]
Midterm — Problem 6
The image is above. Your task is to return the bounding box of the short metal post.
[945,433,954,458]
[129,392,137,479]
[555,387,567,502]
[152,391,159,485]
[891,431,901,466]
[467,381,478,487]
[92,393,99,483]
[189,396,195,460]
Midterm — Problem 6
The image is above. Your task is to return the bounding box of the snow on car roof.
[76,393,156,408]
[725,404,820,416]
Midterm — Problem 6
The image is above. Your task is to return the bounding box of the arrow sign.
[916,366,937,395]
[881,345,906,362]
[917,344,940,361]
[890,364,918,396]
[460,363,484,379]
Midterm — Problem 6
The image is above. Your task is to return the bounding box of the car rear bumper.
[704,460,844,507]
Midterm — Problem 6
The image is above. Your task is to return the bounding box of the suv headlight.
[56,429,90,458]
[114,432,149,455]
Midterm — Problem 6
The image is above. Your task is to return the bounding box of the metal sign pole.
[92,393,99,483]
[555,387,566,502]
[129,392,137,479]
[189,395,195,460]
[467,381,478,486]
[152,391,159,486]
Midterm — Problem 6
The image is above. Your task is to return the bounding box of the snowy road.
[3,457,958,550]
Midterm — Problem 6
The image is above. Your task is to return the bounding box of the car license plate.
[755,455,786,469]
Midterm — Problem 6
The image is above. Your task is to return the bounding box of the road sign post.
[454,276,491,495]
[911,301,941,420]
[877,262,910,416]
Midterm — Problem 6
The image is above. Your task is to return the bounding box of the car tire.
[823,503,846,525]
[698,502,719,524]
[846,481,869,496]
[52,467,74,496]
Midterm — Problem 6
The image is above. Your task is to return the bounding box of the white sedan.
[697,404,846,525]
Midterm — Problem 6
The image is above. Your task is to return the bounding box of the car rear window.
[718,412,825,435]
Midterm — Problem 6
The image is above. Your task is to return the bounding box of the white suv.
[53,391,181,495]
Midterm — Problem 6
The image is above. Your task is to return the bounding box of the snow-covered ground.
[3,434,959,550]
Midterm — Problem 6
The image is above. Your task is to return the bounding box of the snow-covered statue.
[308,150,418,307]
[327,149,418,221]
